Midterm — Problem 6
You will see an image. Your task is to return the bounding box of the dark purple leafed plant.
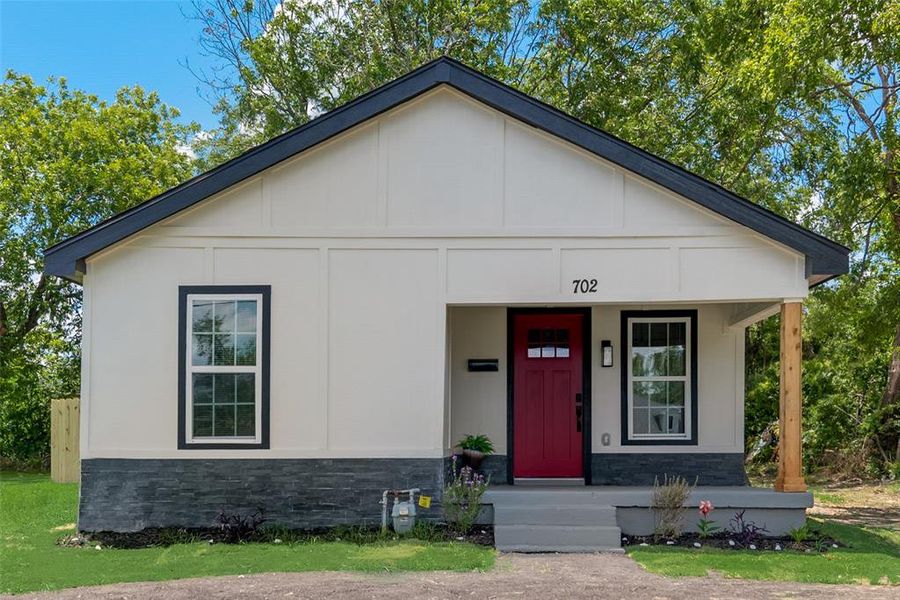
[729,510,768,547]
[215,508,266,543]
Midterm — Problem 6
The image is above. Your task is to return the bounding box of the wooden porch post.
[775,301,807,492]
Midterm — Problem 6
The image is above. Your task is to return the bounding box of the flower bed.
[629,497,842,553]
[59,523,495,550]
[621,531,841,552]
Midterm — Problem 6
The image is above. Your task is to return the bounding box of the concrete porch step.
[486,489,623,507]
[494,504,617,526]
[494,524,623,552]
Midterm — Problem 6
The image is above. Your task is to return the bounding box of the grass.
[813,491,849,505]
[809,481,900,507]
[628,519,900,585]
[0,472,495,595]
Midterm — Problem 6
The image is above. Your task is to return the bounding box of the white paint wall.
[81,86,795,459]
[446,307,508,453]
[591,304,745,453]
[447,304,745,455]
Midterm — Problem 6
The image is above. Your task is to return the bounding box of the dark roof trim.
[44,57,849,283]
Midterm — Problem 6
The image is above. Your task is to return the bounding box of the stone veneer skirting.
[80,453,746,532]
[471,454,508,483]
[79,458,446,532]
[591,453,747,486]
[468,453,745,485]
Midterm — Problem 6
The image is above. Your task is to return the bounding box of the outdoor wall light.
[601,340,614,367]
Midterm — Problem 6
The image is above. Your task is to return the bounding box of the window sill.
[622,437,698,446]
[179,441,269,450]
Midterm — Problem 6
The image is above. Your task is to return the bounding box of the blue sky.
[0,0,222,129]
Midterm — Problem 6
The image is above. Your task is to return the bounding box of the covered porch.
[445,300,811,550]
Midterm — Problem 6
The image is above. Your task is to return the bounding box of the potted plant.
[456,434,494,470]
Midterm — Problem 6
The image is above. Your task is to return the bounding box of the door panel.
[513,313,584,478]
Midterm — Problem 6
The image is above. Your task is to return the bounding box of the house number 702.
[572,279,598,293]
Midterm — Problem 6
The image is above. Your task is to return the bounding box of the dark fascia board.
[44,57,849,283]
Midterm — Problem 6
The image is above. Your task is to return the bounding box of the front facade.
[45,59,848,537]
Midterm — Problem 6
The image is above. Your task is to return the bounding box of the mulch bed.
[455,526,494,546]
[59,524,494,550]
[622,531,842,552]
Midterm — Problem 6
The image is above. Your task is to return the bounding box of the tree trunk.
[882,324,900,462]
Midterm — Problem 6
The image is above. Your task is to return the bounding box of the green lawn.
[628,520,900,585]
[0,472,495,595]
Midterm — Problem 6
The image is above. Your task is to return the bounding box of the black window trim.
[178,285,271,450]
[620,309,698,446]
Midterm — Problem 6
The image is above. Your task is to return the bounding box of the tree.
[190,0,813,213]
[190,0,898,473]
[189,0,538,167]
[740,0,900,464]
[0,73,196,464]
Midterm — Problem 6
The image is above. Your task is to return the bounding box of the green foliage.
[788,523,811,544]
[456,434,495,454]
[442,458,489,534]
[0,473,495,594]
[696,518,720,538]
[0,73,196,465]
[890,461,900,480]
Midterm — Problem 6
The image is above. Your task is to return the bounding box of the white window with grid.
[185,293,263,444]
[626,317,692,440]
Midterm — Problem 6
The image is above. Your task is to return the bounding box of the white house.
[45,58,848,551]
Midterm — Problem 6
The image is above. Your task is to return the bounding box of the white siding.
[448,304,745,456]
[591,304,744,453]
[267,123,380,229]
[81,86,795,458]
[447,307,508,453]
[327,249,443,453]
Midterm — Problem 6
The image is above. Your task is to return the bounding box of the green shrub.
[443,456,488,534]
[456,434,494,454]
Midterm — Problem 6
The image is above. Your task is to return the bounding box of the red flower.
[699,500,714,517]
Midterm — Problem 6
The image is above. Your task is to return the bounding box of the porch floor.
[482,486,813,551]
[485,485,813,509]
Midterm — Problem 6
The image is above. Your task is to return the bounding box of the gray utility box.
[392,499,417,533]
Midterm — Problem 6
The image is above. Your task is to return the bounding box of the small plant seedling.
[696,500,720,538]
[788,523,810,544]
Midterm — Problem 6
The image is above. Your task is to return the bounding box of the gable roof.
[44,57,849,284]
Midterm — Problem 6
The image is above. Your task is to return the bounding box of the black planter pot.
[461,449,486,470]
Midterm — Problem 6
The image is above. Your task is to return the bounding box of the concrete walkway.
[10,553,898,599]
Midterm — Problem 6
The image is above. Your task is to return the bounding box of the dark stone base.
[591,453,747,486]
[478,455,508,483]
[79,458,446,532]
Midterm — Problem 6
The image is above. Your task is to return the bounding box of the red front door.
[513,313,584,478]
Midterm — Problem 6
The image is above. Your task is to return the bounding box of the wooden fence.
[50,397,80,483]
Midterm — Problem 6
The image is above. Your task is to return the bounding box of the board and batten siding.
[80,86,804,460]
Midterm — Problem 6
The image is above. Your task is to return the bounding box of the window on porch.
[623,312,697,444]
